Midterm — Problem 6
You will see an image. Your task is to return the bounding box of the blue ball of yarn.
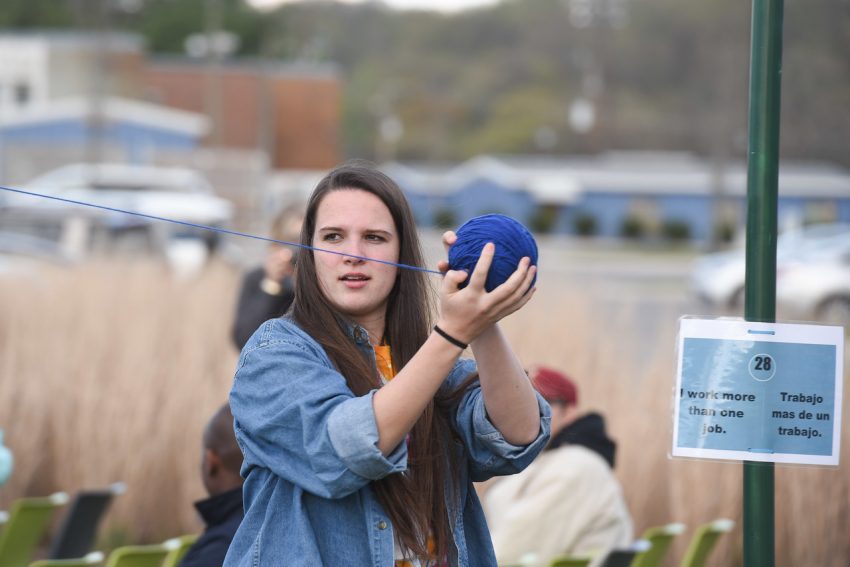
[448,214,538,292]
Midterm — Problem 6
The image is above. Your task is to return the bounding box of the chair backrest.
[600,550,638,567]
[597,540,651,567]
[547,553,596,567]
[0,492,70,567]
[49,483,126,560]
[160,535,199,567]
[104,545,169,567]
[30,551,105,566]
[679,519,735,567]
[631,522,686,567]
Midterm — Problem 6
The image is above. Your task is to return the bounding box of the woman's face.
[312,188,400,329]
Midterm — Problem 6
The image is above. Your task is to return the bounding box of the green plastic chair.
[0,492,70,567]
[30,551,105,566]
[103,544,169,567]
[160,535,198,567]
[600,540,651,567]
[49,482,126,560]
[548,552,597,567]
[679,519,735,567]
[630,522,686,567]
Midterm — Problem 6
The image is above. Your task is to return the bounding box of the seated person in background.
[483,366,633,567]
[180,403,244,567]
[231,204,304,350]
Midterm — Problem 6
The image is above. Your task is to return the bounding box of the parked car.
[0,230,74,278]
[2,163,233,276]
[776,237,850,324]
[14,162,231,230]
[690,223,850,309]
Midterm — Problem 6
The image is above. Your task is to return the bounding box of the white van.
[1,163,234,276]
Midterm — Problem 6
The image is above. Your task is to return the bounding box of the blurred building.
[384,152,850,244]
[0,32,209,183]
[0,96,208,160]
[0,31,341,181]
[143,59,341,170]
[0,31,144,114]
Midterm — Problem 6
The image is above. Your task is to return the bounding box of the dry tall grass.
[0,260,239,542]
[0,260,848,565]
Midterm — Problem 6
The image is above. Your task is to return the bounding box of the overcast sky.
[247,0,500,13]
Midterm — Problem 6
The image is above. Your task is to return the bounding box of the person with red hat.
[483,366,633,567]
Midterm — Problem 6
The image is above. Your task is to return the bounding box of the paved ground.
[421,229,702,307]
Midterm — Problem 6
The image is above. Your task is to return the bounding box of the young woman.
[226,162,551,567]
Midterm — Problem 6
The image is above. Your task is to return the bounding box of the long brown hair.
[291,162,461,559]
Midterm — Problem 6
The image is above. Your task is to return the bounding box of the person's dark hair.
[203,403,242,475]
[292,161,468,560]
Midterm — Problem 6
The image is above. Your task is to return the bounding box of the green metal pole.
[744,0,783,565]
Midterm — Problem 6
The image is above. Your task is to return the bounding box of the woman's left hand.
[435,234,536,345]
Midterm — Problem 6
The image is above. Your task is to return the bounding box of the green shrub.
[620,215,647,239]
[529,205,560,234]
[714,220,736,243]
[432,207,457,229]
[573,213,597,237]
[661,219,691,242]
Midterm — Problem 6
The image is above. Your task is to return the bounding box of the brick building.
[144,59,341,170]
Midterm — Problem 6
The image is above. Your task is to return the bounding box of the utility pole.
[87,0,112,165]
[743,0,784,565]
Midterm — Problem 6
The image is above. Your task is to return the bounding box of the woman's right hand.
[436,241,536,344]
[264,246,295,282]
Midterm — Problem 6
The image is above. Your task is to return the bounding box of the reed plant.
[0,260,239,542]
[0,260,847,565]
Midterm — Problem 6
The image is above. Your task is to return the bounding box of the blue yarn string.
[0,185,442,275]
[0,186,540,284]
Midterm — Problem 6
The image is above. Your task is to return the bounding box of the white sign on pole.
[673,318,844,466]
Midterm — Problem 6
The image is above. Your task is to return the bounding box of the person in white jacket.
[483,366,633,567]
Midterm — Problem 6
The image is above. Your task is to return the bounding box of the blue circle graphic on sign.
[749,353,776,381]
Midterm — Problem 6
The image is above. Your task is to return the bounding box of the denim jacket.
[225,318,551,567]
